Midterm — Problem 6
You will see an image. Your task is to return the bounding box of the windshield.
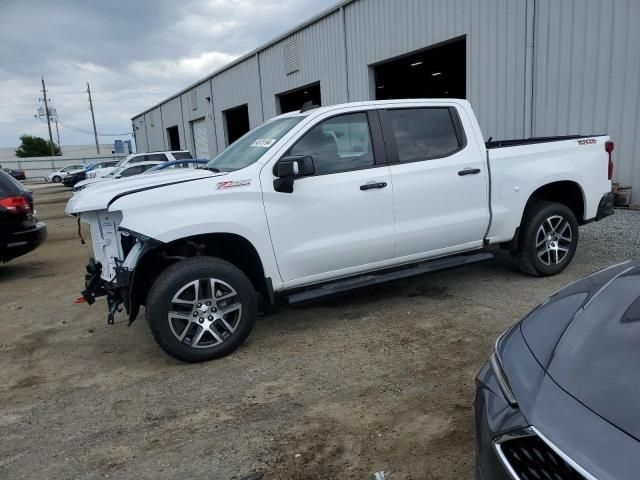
[108,166,125,177]
[145,164,164,173]
[205,116,304,172]
[115,154,135,167]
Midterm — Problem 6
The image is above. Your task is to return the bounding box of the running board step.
[286,252,494,304]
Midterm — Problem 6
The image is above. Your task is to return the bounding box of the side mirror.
[273,156,315,193]
[114,175,122,179]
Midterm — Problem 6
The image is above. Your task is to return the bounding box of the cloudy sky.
[0,0,337,149]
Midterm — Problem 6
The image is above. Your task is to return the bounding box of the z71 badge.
[216,179,251,190]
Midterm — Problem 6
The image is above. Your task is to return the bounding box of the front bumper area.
[475,362,529,480]
[475,339,598,480]
[1,221,47,262]
[82,256,137,325]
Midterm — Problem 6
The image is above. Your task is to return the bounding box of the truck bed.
[485,133,611,244]
[486,134,606,149]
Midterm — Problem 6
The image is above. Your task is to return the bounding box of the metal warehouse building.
[132,0,640,202]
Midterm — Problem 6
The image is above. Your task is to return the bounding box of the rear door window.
[385,107,464,162]
[147,153,168,162]
[172,152,192,160]
[0,171,24,196]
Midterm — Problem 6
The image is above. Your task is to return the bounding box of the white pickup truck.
[66,99,615,362]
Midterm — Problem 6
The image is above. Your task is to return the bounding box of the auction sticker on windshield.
[250,139,276,148]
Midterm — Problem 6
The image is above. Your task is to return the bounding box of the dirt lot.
[1,184,639,480]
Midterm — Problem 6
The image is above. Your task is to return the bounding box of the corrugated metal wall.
[532,0,640,197]
[160,96,186,150]
[210,55,262,151]
[258,10,348,119]
[343,0,528,140]
[180,81,217,159]
[144,107,165,151]
[131,0,639,201]
[133,116,148,152]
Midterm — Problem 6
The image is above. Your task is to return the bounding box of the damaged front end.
[81,258,120,324]
[77,210,158,325]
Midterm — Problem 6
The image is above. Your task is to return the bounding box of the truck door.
[380,105,489,258]
[261,111,395,286]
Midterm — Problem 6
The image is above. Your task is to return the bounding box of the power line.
[0,90,168,100]
[38,116,132,137]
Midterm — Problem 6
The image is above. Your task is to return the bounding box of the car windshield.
[115,154,135,167]
[205,116,305,172]
[145,164,172,173]
[108,166,125,177]
[144,165,163,173]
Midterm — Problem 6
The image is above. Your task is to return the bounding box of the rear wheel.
[514,201,579,276]
[146,257,257,362]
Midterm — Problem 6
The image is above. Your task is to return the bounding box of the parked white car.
[85,160,119,176]
[73,161,164,192]
[66,99,615,362]
[46,164,85,183]
[86,151,192,180]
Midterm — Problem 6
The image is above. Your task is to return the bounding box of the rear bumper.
[1,221,47,262]
[583,192,615,224]
[595,192,615,220]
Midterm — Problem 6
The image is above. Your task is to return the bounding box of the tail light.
[0,195,32,214]
[605,141,614,180]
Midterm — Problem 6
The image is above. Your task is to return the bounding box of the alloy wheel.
[168,278,242,348]
[535,215,573,266]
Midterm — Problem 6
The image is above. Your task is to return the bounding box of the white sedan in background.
[73,161,163,193]
[46,164,85,183]
[85,151,192,179]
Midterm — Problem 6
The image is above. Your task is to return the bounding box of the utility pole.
[53,116,62,155]
[86,82,100,154]
[41,77,56,156]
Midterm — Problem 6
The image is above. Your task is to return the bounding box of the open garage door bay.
[374,38,466,100]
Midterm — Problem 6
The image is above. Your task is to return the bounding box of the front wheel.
[52,175,61,183]
[146,257,257,362]
[514,201,579,276]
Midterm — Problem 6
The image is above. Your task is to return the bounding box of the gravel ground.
[0,185,639,480]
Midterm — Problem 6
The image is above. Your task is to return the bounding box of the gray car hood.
[521,260,640,441]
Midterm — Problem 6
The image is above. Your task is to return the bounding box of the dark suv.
[0,170,46,262]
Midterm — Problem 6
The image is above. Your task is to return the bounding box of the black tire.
[52,175,61,183]
[146,256,257,362]
[514,201,579,277]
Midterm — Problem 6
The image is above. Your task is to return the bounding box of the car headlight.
[490,331,518,407]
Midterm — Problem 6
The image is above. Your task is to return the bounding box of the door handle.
[360,182,388,191]
[458,168,481,176]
